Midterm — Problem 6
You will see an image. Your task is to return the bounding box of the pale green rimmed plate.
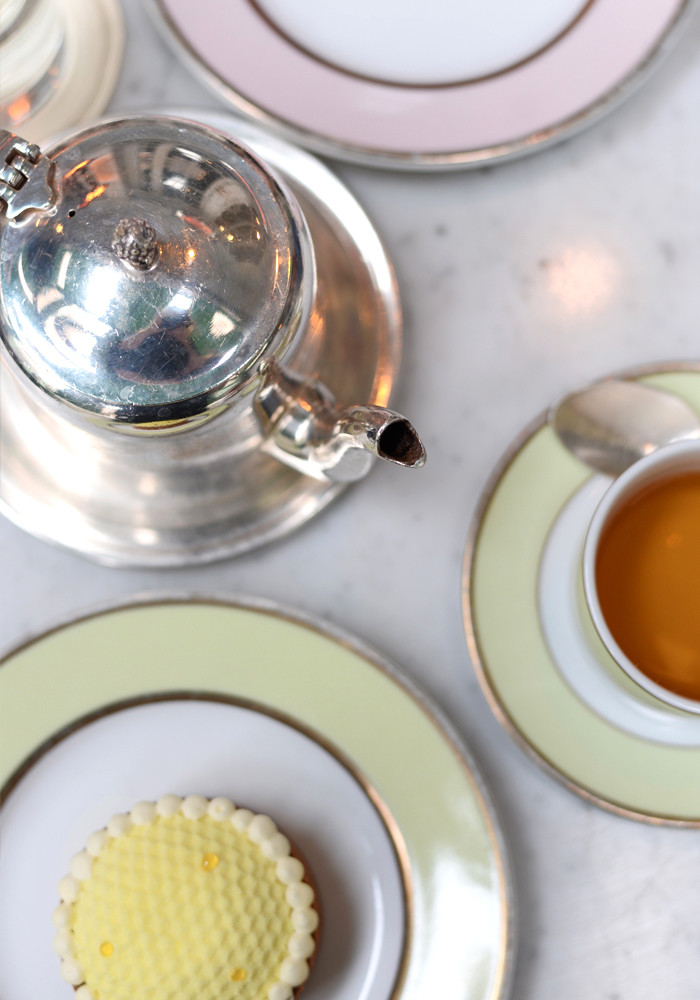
[0,597,513,1000]
[464,366,700,825]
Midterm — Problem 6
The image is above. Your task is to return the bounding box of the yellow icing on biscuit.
[69,814,294,1000]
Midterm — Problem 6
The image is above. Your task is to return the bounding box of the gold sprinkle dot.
[100,941,114,957]
[201,852,219,871]
[231,968,247,981]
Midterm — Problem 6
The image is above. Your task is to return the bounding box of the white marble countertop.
[2,2,700,998]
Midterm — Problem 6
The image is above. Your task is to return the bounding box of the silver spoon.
[549,379,700,477]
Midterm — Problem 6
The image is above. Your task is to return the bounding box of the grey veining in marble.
[2,2,700,999]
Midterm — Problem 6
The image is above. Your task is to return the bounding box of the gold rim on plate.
[1,594,515,1000]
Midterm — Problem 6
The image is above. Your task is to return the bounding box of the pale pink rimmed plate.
[148,0,691,168]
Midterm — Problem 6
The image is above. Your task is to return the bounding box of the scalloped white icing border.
[53,795,319,1000]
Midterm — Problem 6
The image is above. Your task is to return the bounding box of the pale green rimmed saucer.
[0,597,513,1000]
[463,365,700,825]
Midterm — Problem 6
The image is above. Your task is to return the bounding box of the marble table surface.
[2,1,700,998]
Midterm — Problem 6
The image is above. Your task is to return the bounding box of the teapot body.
[0,115,421,564]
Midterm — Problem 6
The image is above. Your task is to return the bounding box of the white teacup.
[583,439,700,715]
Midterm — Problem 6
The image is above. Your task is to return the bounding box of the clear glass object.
[0,0,65,128]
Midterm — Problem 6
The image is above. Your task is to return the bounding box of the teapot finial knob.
[112,217,159,270]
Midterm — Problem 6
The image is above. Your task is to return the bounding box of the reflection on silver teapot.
[0,116,425,565]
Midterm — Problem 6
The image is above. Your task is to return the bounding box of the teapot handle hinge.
[0,130,55,221]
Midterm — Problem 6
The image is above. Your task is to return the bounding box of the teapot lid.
[0,116,311,427]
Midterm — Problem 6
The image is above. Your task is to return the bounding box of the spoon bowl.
[549,379,700,477]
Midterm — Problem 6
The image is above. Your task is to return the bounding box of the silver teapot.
[0,116,425,565]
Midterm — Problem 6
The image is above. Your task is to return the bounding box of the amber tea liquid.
[595,469,700,702]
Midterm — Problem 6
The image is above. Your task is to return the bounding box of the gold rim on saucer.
[463,362,700,826]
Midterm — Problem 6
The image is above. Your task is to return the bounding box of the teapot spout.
[254,361,426,482]
[328,405,426,481]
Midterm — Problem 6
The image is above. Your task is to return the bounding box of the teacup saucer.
[148,0,691,168]
[463,366,700,824]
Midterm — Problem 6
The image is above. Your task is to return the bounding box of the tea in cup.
[583,439,700,714]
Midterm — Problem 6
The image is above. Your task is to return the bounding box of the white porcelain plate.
[463,367,700,824]
[0,598,513,1000]
[1,701,405,1000]
[149,0,690,167]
